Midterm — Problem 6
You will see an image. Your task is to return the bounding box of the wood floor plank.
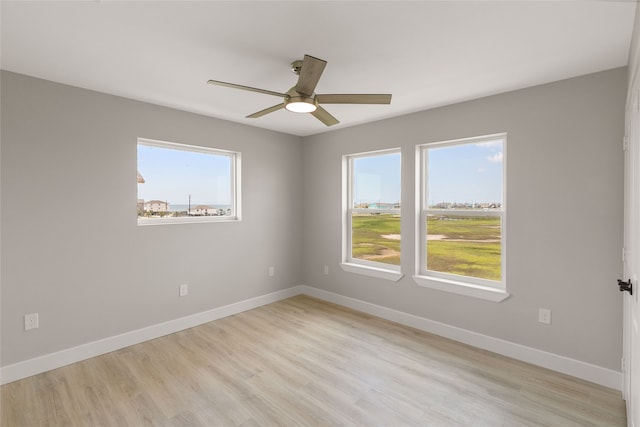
[1,295,627,426]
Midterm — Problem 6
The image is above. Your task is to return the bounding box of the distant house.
[144,200,169,212]
[369,202,397,210]
[190,205,213,216]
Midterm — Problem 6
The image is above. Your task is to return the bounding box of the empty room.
[2,1,640,426]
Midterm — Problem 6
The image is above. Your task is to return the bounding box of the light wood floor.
[1,295,627,426]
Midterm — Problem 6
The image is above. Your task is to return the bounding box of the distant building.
[144,200,169,212]
[190,205,213,216]
[369,202,396,210]
[428,201,502,210]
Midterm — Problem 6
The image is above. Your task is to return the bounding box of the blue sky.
[352,140,503,206]
[137,144,232,206]
[138,140,502,207]
[427,140,503,206]
[353,152,401,204]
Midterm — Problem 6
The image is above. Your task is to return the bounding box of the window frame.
[341,148,403,281]
[137,138,241,226]
[414,134,508,302]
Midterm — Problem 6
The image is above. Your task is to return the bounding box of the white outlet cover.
[24,313,39,330]
[179,284,188,296]
[538,308,551,324]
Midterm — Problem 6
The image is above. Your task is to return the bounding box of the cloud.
[487,152,503,163]
[477,167,486,173]
[476,139,503,148]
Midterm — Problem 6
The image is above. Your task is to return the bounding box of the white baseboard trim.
[300,285,623,391]
[2,284,622,391]
[0,286,305,385]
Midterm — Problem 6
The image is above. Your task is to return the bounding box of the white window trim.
[137,138,241,226]
[414,134,508,302]
[341,262,404,282]
[137,214,241,226]
[412,275,509,302]
[341,148,403,281]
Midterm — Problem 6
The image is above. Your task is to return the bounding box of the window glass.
[421,135,505,287]
[137,138,239,224]
[345,150,401,271]
[352,212,401,266]
[427,141,503,208]
[352,153,401,210]
[426,214,502,281]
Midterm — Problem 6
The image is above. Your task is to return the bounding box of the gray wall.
[1,67,627,373]
[302,67,627,371]
[1,71,303,365]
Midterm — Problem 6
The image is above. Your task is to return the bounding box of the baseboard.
[0,286,305,385]
[300,285,623,391]
[2,284,622,391]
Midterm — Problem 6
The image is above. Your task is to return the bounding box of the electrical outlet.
[179,284,188,297]
[538,308,551,325]
[269,266,275,277]
[24,313,39,331]
[323,265,329,275]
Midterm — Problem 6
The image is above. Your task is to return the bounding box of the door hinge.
[623,136,628,151]
[623,247,626,263]
[621,357,625,373]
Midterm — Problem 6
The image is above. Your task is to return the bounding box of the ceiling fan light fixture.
[285,95,317,113]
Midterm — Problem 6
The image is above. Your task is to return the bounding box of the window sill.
[412,275,509,302]
[340,262,404,282]
[138,216,239,226]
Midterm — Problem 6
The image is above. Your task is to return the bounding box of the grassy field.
[351,214,401,266]
[351,214,501,281]
[426,215,501,281]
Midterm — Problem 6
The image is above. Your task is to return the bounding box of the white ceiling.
[1,1,636,137]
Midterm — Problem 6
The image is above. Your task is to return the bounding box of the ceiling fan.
[207,54,392,126]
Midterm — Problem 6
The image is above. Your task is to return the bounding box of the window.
[415,134,508,301]
[342,148,402,281]
[137,138,240,225]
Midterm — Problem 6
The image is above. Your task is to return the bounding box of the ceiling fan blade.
[246,103,285,118]
[207,80,286,98]
[295,55,327,96]
[316,94,392,104]
[311,106,340,126]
